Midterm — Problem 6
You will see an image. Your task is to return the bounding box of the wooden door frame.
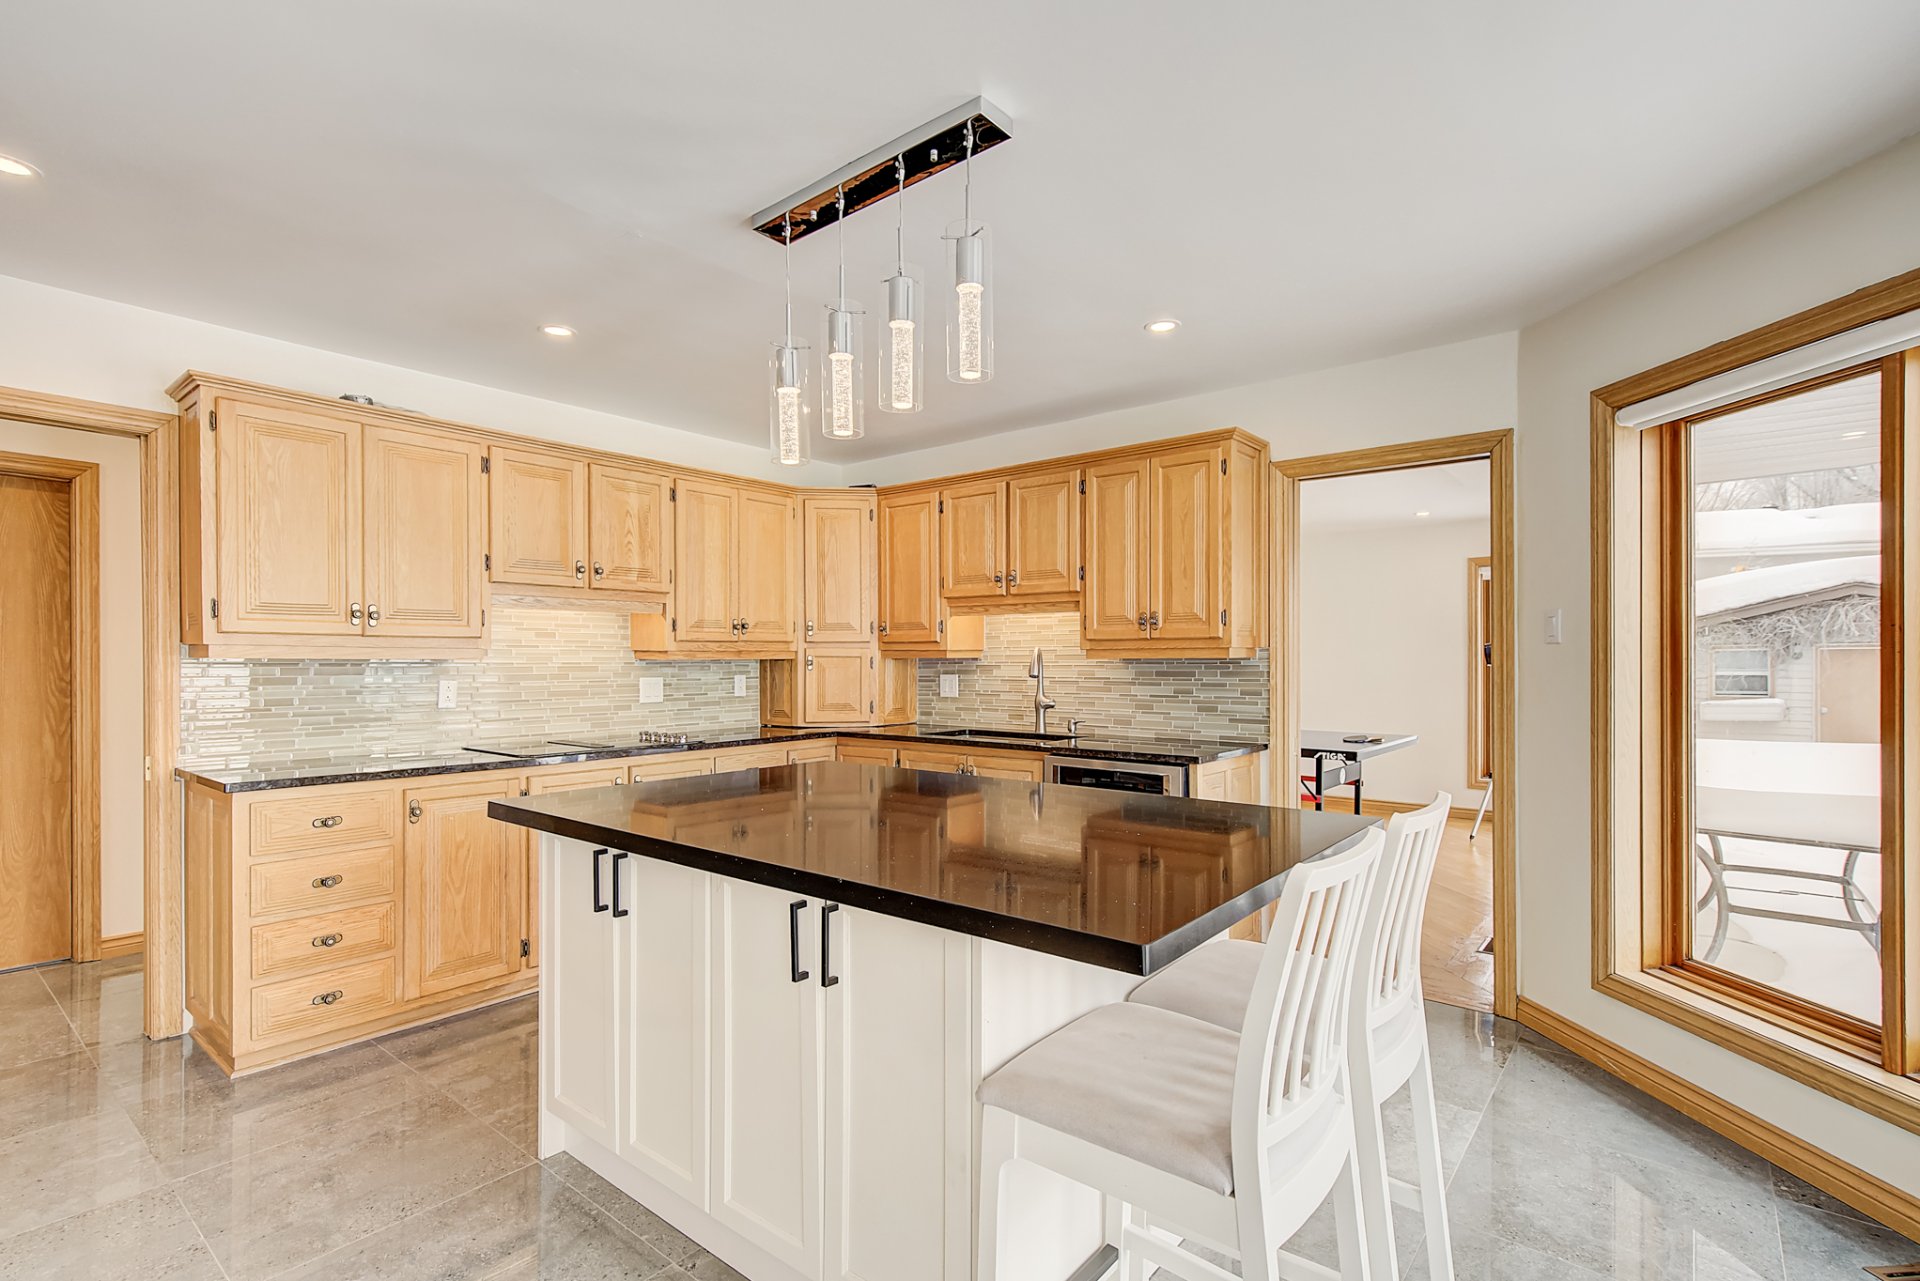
[0,386,181,1037]
[0,450,100,963]
[1270,431,1518,1019]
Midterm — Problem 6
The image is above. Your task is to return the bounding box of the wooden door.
[488,448,587,589]
[709,876,822,1274]
[878,491,940,646]
[1817,647,1880,744]
[1149,444,1226,641]
[0,474,73,969]
[524,766,629,968]
[939,479,1006,600]
[737,489,798,644]
[589,463,672,595]
[617,856,712,1208]
[362,427,486,638]
[1082,457,1150,641]
[402,777,526,1000]
[543,836,619,1147]
[676,479,738,642]
[804,495,873,643]
[214,398,362,635]
[804,653,873,724]
[1007,468,1080,597]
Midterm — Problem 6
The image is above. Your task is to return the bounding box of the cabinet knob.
[805,619,815,639]
[312,874,343,889]
[407,800,422,823]
[311,814,343,829]
[1148,611,1160,630]
[574,560,587,580]
[350,602,363,626]
[994,572,1003,587]
[365,604,381,629]
[1008,569,1018,587]
[1137,613,1149,632]
[592,561,605,579]
[878,621,889,636]
[310,990,344,1006]
[312,933,343,948]
[739,620,750,634]
[806,654,815,672]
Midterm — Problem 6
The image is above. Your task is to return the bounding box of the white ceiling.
[3,3,1919,463]
[1299,460,1490,530]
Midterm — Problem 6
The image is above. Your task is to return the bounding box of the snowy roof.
[1695,555,1880,618]
[1694,503,1879,558]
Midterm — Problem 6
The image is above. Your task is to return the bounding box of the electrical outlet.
[939,674,960,698]
[437,679,457,709]
[734,674,748,697]
[638,677,664,704]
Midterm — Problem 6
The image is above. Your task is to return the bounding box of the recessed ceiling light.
[0,154,40,179]
[1143,319,1180,334]
[539,324,576,339]
[1415,511,1431,518]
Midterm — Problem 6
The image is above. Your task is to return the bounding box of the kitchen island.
[489,763,1372,1281]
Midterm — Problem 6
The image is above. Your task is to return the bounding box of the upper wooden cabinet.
[736,489,798,645]
[589,464,673,595]
[940,478,1006,601]
[633,479,796,658]
[803,494,873,644]
[1082,457,1151,642]
[1007,468,1081,597]
[363,427,488,639]
[939,470,1082,610]
[488,449,672,599]
[877,490,981,658]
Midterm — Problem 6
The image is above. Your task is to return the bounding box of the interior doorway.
[0,452,100,971]
[1271,432,1517,1018]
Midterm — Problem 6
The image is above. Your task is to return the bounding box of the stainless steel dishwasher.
[1043,756,1188,797]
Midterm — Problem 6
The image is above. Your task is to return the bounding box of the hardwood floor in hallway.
[1419,814,1496,1013]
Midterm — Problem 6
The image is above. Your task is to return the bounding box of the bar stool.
[975,827,1384,1281]
[1127,794,1456,1281]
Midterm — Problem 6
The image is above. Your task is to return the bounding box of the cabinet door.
[969,752,1044,782]
[1007,468,1080,597]
[897,747,968,774]
[804,495,873,643]
[1082,458,1151,641]
[489,448,587,588]
[1149,444,1226,641]
[805,653,874,724]
[710,876,821,1275]
[589,463,673,595]
[402,777,526,1000]
[676,479,738,642]
[838,741,899,767]
[877,492,940,646]
[939,479,1006,600]
[617,856,712,1208]
[543,837,619,1148]
[362,427,486,638]
[823,908,968,1281]
[875,659,916,727]
[214,399,362,635]
[737,489,799,644]
[524,767,629,968]
[1152,847,1230,936]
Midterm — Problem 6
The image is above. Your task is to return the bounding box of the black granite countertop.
[488,762,1371,974]
[175,724,1267,793]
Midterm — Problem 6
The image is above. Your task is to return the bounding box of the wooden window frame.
[1593,267,1920,1134]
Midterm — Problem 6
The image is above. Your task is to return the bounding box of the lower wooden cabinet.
[896,744,1045,781]
[403,777,527,1000]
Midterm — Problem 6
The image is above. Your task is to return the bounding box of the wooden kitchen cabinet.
[738,489,799,645]
[363,426,487,638]
[673,478,738,642]
[589,463,673,595]
[1149,443,1226,643]
[939,478,1007,600]
[896,745,1044,780]
[1082,456,1151,642]
[877,489,982,658]
[803,493,873,643]
[402,776,527,1000]
[803,652,872,724]
[1006,467,1081,598]
[489,448,586,589]
[633,479,796,658]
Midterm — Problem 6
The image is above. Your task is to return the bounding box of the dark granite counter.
[488,762,1370,974]
[176,725,1267,793]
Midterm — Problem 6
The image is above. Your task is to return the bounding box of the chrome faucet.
[1029,647,1057,733]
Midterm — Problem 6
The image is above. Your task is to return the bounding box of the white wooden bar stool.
[975,827,1384,1281]
[1127,795,1456,1281]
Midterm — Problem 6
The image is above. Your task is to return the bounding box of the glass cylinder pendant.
[822,300,866,440]
[944,218,992,384]
[878,266,923,413]
[769,341,812,467]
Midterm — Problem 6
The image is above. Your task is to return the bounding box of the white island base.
[535,833,1139,1281]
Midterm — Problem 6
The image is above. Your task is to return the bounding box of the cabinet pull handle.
[739,619,750,634]
[789,899,810,983]
[592,561,605,579]
[574,559,587,580]
[350,602,363,626]
[806,654,815,672]
[611,851,630,918]
[993,572,1003,587]
[366,603,381,629]
[1148,611,1160,631]
[820,903,840,987]
[592,848,609,913]
[1008,569,1018,587]
[805,618,815,639]
[312,874,343,889]
[310,990,344,1006]
[878,621,889,636]
[407,800,422,824]
[312,933,343,948]
[311,814,343,829]
[1137,613,1149,632]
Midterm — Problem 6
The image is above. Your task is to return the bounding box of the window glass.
[1710,649,1772,698]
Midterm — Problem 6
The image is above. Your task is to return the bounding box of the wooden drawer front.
[713,746,790,772]
[786,741,837,764]
[630,755,715,782]
[248,788,398,858]
[250,902,397,981]
[250,846,398,918]
[249,956,400,1046]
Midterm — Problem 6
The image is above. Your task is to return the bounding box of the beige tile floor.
[0,954,1914,1280]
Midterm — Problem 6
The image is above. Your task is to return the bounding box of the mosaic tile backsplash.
[917,612,1269,742]
[178,604,763,770]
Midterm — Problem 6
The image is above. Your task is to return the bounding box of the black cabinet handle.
[592,848,609,913]
[820,903,840,988]
[789,899,810,983]
[611,852,630,918]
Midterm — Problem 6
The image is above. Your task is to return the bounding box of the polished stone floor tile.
[277,1164,675,1280]
[0,1187,223,1281]
[0,1049,114,1143]
[50,959,148,1051]
[1403,1224,1610,1281]
[651,1251,750,1281]
[0,1107,169,1241]
[1777,1198,1920,1281]
[1420,1003,1517,1114]
[0,966,86,1070]
[382,994,540,1152]
[542,1152,705,1265]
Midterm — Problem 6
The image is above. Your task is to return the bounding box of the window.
[1709,648,1773,699]
[1593,283,1920,1095]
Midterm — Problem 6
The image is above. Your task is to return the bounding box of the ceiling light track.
[749,97,1010,244]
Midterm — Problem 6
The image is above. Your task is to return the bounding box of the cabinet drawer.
[249,901,397,980]
[248,788,398,858]
[713,747,790,772]
[249,956,400,1045]
[249,846,398,918]
[786,741,837,764]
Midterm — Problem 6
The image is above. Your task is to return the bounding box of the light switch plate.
[734,674,748,697]
[436,679,457,709]
[639,676,664,704]
[1545,609,1564,645]
[940,674,960,698]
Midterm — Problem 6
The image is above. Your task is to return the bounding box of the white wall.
[1517,131,1920,1193]
[0,419,143,938]
[1300,516,1489,807]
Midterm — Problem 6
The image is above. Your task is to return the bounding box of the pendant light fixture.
[822,186,866,439]
[879,155,923,413]
[944,122,993,383]
[769,214,811,467]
